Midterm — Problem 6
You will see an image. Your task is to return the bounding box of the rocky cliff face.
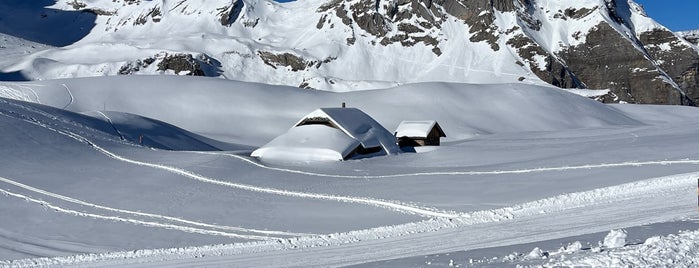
[3,0,699,105]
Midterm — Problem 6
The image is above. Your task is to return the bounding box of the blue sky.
[633,0,699,31]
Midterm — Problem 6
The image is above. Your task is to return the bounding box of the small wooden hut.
[394,120,446,147]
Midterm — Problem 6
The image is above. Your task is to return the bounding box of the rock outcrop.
[9,0,699,105]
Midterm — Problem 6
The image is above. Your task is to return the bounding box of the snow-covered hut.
[251,108,400,161]
[394,120,446,147]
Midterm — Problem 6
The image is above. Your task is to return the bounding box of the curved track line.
[0,176,310,237]
[94,111,126,141]
[6,171,695,268]
[60,84,74,109]
[0,188,275,240]
[0,108,459,219]
[199,151,699,179]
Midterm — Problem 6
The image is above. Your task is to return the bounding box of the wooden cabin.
[394,120,446,147]
[251,108,401,161]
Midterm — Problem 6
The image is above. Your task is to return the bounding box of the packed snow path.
[5,171,695,267]
[202,151,699,179]
[0,176,310,239]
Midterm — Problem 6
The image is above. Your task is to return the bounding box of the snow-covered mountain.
[1,0,698,105]
[678,29,699,46]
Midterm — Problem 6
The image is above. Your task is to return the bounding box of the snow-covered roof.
[252,107,400,161]
[394,121,446,138]
[294,108,400,154]
[250,125,360,161]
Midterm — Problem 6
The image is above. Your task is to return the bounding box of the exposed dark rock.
[243,18,259,28]
[349,0,390,37]
[258,51,309,71]
[134,6,161,25]
[680,32,699,45]
[67,0,87,10]
[507,34,580,89]
[468,11,500,51]
[119,57,155,75]
[558,23,685,104]
[318,0,446,54]
[81,8,116,16]
[157,53,206,76]
[568,7,596,19]
[217,0,244,26]
[639,29,699,104]
[316,14,327,29]
[317,0,343,12]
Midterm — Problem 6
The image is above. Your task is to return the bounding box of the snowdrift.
[2,76,699,266]
[0,97,243,151]
[251,108,401,161]
[0,76,641,146]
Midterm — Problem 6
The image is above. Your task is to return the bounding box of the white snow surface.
[253,107,401,161]
[546,228,699,267]
[1,76,699,267]
[603,229,628,249]
[251,124,361,161]
[1,0,686,93]
[394,120,441,138]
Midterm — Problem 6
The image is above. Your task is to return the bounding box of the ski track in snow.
[4,169,694,268]
[2,97,699,266]
[93,111,126,141]
[0,176,310,238]
[0,188,276,241]
[60,84,73,110]
[0,102,460,219]
[199,151,699,179]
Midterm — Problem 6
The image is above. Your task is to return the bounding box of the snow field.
[2,169,695,267]
[546,229,699,267]
[2,76,699,266]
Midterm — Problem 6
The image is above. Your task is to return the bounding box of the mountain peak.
[1,0,697,105]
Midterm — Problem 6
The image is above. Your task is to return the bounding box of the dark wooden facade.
[396,122,446,147]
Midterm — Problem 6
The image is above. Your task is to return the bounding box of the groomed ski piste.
[1,76,698,267]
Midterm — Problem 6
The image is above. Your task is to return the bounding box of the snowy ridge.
[3,170,694,267]
[1,0,695,104]
[678,29,699,46]
[0,76,643,145]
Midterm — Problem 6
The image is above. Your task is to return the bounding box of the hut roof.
[395,120,446,138]
[252,108,400,161]
[295,108,400,154]
[250,125,360,161]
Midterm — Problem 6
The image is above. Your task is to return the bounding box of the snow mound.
[549,229,699,267]
[82,111,248,151]
[394,120,443,138]
[251,124,361,161]
[0,97,243,151]
[252,107,400,161]
[603,229,628,249]
[0,76,643,146]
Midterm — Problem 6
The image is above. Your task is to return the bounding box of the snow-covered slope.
[0,76,641,145]
[1,0,697,105]
[678,29,699,46]
[1,76,699,266]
